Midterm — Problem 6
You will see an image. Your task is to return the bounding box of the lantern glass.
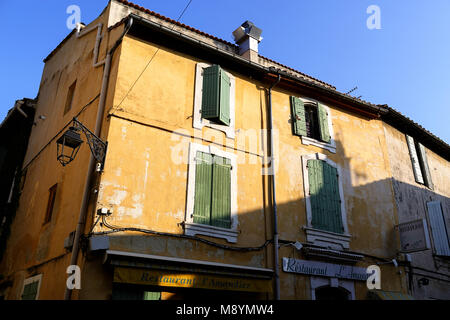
[56,127,83,166]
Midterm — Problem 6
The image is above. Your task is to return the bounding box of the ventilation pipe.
[232,21,263,63]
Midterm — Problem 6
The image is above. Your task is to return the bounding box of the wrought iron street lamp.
[56,117,108,169]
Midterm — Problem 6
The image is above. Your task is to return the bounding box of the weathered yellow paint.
[1,0,425,300]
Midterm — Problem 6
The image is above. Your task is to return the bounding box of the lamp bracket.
[72,118,108,168]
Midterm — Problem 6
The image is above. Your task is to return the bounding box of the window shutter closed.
[290,96,307,136]
[318,104,331,143]
[219,69,231,126]
[143,292,161,300]
[418,143,434,190]
[201,65,221,120]
[427,201,450,256]
[193,152,213,225]
[406,135,424,184]
[211,157,232,229]
[308,160,343,234]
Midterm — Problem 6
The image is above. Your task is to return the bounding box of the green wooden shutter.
[143,291,161,300]
[193,152,213,225]
[427,201,450,256]
[22,281,38,300]
[201,65,221,120]
[318,104,331,143]
[308,160,343,234]
[325,162,343,233]
[418,143,434,190]
[219,69,231,126]
[406,135,424,184]
[211,156,232,228]
[290,96,307,136]
[308,159,325,230]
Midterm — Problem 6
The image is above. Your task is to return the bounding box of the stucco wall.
[383,123,450,300]
[88,33,406,299]
[0,4,128,299]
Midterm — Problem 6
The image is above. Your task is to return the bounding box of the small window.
[64,80,76,114]
[21,275,42,300]
[290,97,331,144]
[193,63,236,138]
[406,135,433,189]
[305,104,321,141]
[43,184,58,224]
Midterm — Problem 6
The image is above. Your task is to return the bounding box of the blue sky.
[1,0,449,143]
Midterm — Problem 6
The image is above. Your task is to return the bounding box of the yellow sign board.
[114,267,272,293]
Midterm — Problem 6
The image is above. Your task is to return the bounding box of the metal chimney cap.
[233,20,263,43]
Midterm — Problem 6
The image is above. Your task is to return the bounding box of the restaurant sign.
[114,267,272,293]
[282,258,369,281]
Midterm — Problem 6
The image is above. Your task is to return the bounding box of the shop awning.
[368,290,414,300]
[103,250,274,293]
[113,267,272,293]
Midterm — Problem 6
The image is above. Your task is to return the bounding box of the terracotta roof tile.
[117,0,237,48]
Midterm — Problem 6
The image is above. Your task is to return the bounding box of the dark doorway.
[315,286,349,300]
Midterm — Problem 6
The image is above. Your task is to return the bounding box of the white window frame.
[184,142,238,243]
[21,274,43,300]
[193,63,236,139]
[302,153,351,250]
[298,97,336,153]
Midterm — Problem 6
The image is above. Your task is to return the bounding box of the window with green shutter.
[193,152,231,229]
[201,65,230,126]
[308,159,344,234]
[290,97,331,143]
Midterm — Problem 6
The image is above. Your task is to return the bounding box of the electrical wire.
[21,93,101,171]
[89,215,271,252]
[114,0,194,111]
[87,214,102,236]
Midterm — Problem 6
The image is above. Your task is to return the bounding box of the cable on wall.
[87,215,271,253]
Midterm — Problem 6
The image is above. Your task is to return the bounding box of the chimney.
[232,21,262,63]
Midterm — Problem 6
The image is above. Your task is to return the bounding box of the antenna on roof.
[345,86,358,95]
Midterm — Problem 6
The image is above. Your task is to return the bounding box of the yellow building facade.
[1,0,448,300]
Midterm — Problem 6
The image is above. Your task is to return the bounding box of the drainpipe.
[64,17,134,300]
[267,74,281,300]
